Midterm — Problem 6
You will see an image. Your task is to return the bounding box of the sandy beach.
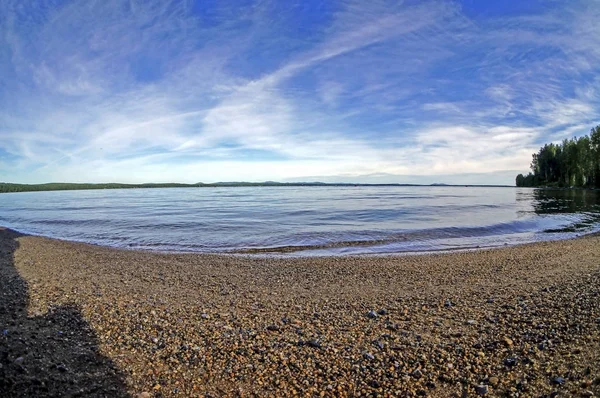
[1,227,599,397]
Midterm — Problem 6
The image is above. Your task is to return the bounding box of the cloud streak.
[1,0,599,184]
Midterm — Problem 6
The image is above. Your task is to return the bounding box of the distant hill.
[0,181,512,194]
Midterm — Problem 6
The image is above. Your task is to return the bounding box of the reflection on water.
[531,189,600,214]
[529,189,600,233]
[0,187,599,256]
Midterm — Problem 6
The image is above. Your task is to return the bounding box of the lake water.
[1,186,599,256]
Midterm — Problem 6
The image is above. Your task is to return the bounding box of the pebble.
[411,369,423,379]
[552,376,566,385]
[366,310,378,319]
[474,384,488,396]
[307,339,321,348]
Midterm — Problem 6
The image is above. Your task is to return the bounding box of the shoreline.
[1,227,600,396]
[0,223,596,258]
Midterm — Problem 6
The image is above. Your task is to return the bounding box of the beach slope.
[1,227,599,397]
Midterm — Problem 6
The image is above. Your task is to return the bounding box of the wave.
[1,186,599,256]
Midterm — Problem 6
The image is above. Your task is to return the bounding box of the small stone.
[266,325,280,331]
[475,384,488,396]
[503,337,513,347]
[373,340,384,350]
[201,313,209,319]
[366,310,378,319]
[467,319,476,325]
[377,308,388,316]
[487,298,495,303]
[307,339,321,348]
[444,300,453,307]
[14,357,24,365]
[488,376,499,386]
[363,352,375,360]
[138,393,152,398]
[503,357,517,368]
[582,391,594,397]
[411,369,423,379]
[368,380,380,389]
[56,364,68,372]
[153,384,161,390]
[552,376,565,385]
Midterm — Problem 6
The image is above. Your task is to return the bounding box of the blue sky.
[1,0,599,185]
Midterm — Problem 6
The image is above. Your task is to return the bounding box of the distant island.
[516,124,600,188]
[0,182,511,193]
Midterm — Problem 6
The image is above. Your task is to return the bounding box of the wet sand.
[1,227,599,397]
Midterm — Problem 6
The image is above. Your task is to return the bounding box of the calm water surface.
[1,186,599,256]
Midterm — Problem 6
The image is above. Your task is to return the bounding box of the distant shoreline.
[0,182,515,193]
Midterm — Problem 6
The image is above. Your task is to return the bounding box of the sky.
[1,0,599,185]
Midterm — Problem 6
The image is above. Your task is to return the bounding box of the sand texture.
[1,227,600,397]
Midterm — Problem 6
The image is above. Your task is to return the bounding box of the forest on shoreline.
[0,182,511,194]
[516,125,600,188]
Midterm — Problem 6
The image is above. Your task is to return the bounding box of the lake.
[1,186,599,256]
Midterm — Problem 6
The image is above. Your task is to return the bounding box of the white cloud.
[1,0,599,184]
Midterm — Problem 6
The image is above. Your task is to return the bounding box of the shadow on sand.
[0,228,129,397]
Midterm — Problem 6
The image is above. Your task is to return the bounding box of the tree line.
[0,182,198,193]
[516,125,600,188]
[0,181,424,193]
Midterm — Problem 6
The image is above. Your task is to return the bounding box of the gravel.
[1,227,600,397]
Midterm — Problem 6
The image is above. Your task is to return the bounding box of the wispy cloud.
[1,0,599,184]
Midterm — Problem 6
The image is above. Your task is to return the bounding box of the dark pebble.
[412,369,423,379]
[552,376,565,385]
[475,384,488,396]
[307,339,321,348]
